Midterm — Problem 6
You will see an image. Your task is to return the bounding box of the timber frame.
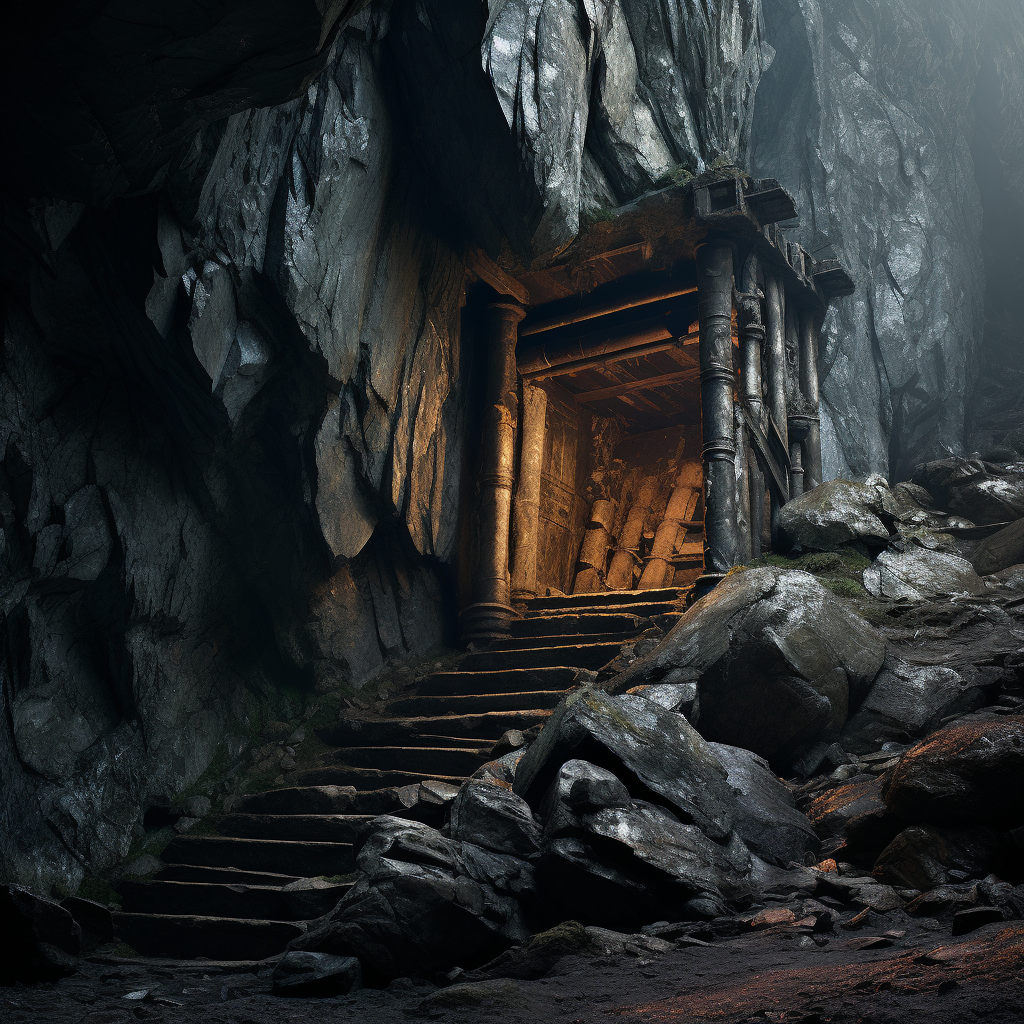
[460,168,854,645]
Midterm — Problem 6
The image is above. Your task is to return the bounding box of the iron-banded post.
[799,308,823,490]
[461,301,524,644]
[696,239,739,586]
[764,271,789,453]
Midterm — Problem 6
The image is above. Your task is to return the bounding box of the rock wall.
[750,0,1024,482]
[2,0,1022,895]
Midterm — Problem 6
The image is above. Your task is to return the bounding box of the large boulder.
[611,568,887,771]
[863,547,988,602]
[970,519,1024,576]
[536,760,752,927]
[840,659,989,754]
[806,777,905,864]
[708,743,820,867]
[872,825,1012,891]
[913,457,1024,525]
[449,781,542,858]
[0,885,81,983]
[512,688,735,842]
[291,816,537,981]
[778,478,896,551]
[882,715,1024,831]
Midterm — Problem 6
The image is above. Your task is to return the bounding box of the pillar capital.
[485,300,527,325]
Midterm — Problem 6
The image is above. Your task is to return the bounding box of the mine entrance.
[515,259,707,597]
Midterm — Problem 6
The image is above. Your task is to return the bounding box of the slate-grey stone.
[913,457,1024,525]
[290,816,536,981]
[513,687,735,842]
[970,519,1024,575]
[271,950,362,996]
[611,568,886,771]
[1,885,82,983]
[882,715,1024,831]
[841,659,988,754]
[863,547,989,602]
[708,742,820,868]
[778,479,896,551]
[873,825,1011,891]
[449,781,543,859]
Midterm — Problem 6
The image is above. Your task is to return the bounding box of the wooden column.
[799,308,823,490]
[510,383,547,601]
[763,271,789,453]
[696,238,739,585]
[461,301,524,645]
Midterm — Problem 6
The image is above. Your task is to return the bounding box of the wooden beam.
[470,249,529,305]
[525,333,698,380]
[575,367,701,404]
[521,281,696,337]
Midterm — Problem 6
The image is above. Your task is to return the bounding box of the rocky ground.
[5,919,1024,1023]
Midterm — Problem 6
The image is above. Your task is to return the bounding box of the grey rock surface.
[449,781,543,859]
[863,548,989,602]
[970,519,1024,576]
[708,743,820,867]
[611,568,886,770]
[914,457,1024,526]
[513,688,736,842]
[751,0,1024,481]
[841,659,988,753]
[271,951,362,996]
[291,816,537,981]
[778,479,896,551]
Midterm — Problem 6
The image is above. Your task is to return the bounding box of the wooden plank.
[575,366,700,404]
[470,249,529,305]
[530,333,698,380]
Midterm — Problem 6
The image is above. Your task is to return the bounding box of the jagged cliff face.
[1,1,1020,893]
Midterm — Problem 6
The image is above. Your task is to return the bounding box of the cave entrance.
[459,169,854,645]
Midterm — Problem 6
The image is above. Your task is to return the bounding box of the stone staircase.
[113,588,688,960]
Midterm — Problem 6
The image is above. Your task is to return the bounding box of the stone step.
[216,813,374,844]
[119,879,350,922]
[509,613,648,637]
[317,710,551,748]
[386,690,571,716]
[484,631,646,651]
[460,642,625,671]
[324,745,491,776]
[523,588,685,610]
[416,666,588,696]
[155,864,302,886]
[293,766,468,789]
[113,912,304,961]
[523,601,680,619]
[234,784,457,818]
[162,835,355,876]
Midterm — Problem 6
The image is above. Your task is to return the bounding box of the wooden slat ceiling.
[551,342,702,433]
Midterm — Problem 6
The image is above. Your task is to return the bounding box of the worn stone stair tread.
[293,766,468,789]
[416,666,587,696]
[524,588,685,610]
[119,878,351,921]
[155,864,302,886]
[216,813,374,843]
[113,912,305,961]
[524,601,680,619]
[460,641,626,671]
[509,613,648,636]
[163,835,355,876]
[317,709,552,747]
[324,745,491,774]
[484,630,648,651]
[386,690,571,715]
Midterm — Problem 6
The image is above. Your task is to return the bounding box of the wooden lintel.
[470,249,529,305]
[525,333,698,381]
[575,367,700,404]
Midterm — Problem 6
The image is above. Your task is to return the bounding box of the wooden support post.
[639,461,702,589]
[799,308,823,490]
[510,383,547,601]
[606,478,658,590]
[573,498,616,593]
[461,301,524,645]
[696,238,739,587]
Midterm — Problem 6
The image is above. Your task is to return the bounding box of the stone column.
[510,383,547,601]
[736,273,765,563]
[461,301,524,645]
[799,308,823,490]
[696,238,739,584]
[789,438,805,499]
[763,271,788,453]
